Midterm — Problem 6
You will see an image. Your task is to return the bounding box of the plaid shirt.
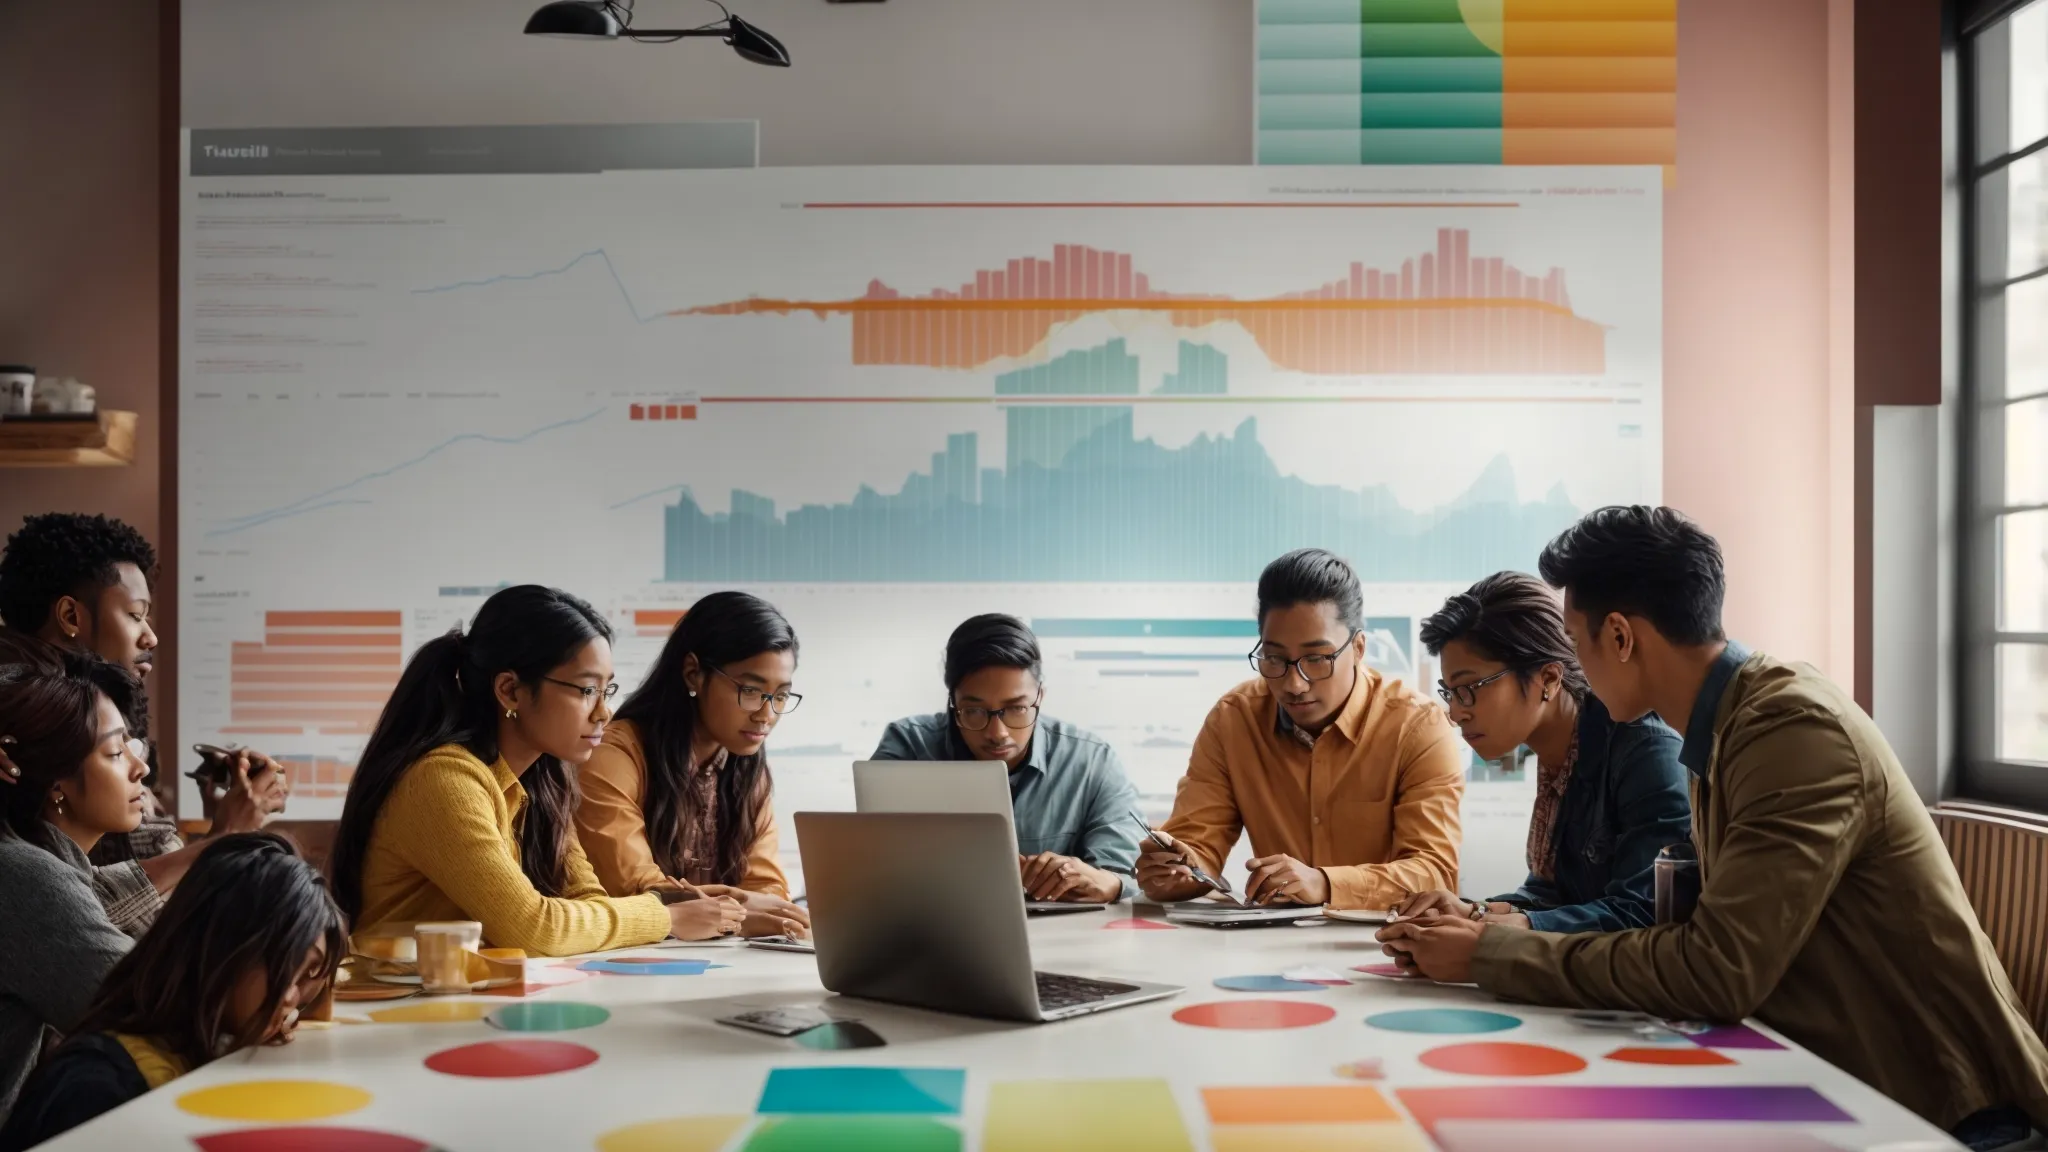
[88,858,165,939]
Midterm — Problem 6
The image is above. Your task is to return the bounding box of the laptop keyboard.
[1035,971,1140,1012]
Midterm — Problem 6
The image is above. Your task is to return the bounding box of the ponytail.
[329,586,610,921]
[328,631,468,921]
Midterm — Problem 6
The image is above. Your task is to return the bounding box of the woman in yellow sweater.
[576,591,808,939]
[329,585,743,954]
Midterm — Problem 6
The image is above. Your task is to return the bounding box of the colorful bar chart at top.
[1257,0,1677,181]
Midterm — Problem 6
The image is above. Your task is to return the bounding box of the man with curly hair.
[0,514,283,930]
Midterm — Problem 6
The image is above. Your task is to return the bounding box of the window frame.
[1962,2,2048,807]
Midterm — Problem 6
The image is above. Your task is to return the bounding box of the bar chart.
[685,230,1606,376]
[1258,0,1678,178]
[223,610,402,738]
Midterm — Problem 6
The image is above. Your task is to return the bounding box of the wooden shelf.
[0,410,138,467]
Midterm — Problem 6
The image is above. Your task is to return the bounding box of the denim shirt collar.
[1678,640,1751,778]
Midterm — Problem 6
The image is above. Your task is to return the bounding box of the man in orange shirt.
[1137,549,1466,909]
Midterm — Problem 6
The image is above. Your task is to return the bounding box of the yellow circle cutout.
[368,1000,493,1024]
[596,1116,749,1152]
[178,1080,372,1121]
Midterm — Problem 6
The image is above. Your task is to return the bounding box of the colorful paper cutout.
[1202,1085,1398,1125]
[1418,1042,1589,1077]
[1431,1121,1852,1151]
[746,1117,960,1152]
[756,1068,965,1115]
[486,1001,610,1033]
[1351,963,1423,980]
[423,1039,599,1078]
[578,959,725,976]
[596,1116,749,1152]
[1173,1000,1338,1030]
[367,1001,492,1024]
[1333,1059,1387,1081]
[1212,1123,1424,1151]
[1366,1009,1521,1035]
[1396,1086,1855,1137]
[1606,1046,1737,1067]
[1214,975,1331,993]
[1688,1024,1786,1051]
[985,1079,1192,1152]
[1103,918,1177,930]
[177,1081,372,1122]
[193,1128,436,1152]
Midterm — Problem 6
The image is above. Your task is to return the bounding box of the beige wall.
[0,0,163,548]
[2,0,1855,679]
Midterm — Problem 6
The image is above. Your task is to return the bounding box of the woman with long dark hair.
[1395,571,1691,933]
[0,651,146,1120]
[576,591,808,939]
[329,585,742,955]
[0,832,346,1151]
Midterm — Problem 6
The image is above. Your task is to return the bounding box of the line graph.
[208,408,606,536]
[411,249,660,323]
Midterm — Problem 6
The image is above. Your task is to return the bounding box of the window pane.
[2015,1,2048,153]
[1996,151,2048,277]
[2009,276,2048,398]
[1998,643,2048,763]
[2012,398,2048,504]
[2005,510,2048,631]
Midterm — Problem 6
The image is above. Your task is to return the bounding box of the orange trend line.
[799,202,1524,210]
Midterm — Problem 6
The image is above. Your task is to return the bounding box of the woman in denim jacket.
[1408,571,1692,932]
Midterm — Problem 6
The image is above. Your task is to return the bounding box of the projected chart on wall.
[181,130,1660,891]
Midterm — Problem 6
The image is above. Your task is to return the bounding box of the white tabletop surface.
[45,908,1963,1151]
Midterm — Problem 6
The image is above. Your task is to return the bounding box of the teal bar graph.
[663,337,1581,584]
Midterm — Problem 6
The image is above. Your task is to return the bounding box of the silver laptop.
[852,760,1106,916]
[795,811,1183,1023]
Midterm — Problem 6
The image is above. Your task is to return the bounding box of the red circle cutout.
[424,1039,598,1078]
[194,1128,431,1152]
[1419,1042,1588,1077]
[1172,1000,1338,1030]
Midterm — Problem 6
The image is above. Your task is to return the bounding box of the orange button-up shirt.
[1160,667,1465,910]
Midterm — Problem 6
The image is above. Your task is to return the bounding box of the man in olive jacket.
[1380,506,2048,1151]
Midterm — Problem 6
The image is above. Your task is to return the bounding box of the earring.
[504,708,518,720]
[52,794,64,816]
[1542,691,1551,703]
[688,690,697,698]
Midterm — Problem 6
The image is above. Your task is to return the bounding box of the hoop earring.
[505,708,518,720]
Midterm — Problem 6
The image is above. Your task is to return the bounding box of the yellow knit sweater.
[352,744,669,956]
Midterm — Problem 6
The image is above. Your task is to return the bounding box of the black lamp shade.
[525,1,622,39]
[726,16,791,66]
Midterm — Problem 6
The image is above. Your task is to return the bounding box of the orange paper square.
[1203,1086,1398,1126]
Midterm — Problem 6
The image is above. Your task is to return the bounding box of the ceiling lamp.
[525,0,790,67]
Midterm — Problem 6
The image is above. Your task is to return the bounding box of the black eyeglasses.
[953,699,1040,732]
[542,676,621,708]
[1436,668,1517,709]
[709,665,803,715]
[1248,632,1359,682]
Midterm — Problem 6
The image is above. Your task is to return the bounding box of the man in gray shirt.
[870,614,1141,903]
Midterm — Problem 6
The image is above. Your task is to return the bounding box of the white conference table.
[49,907,1962,1151]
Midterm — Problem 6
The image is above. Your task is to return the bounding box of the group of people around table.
[0,508,2043,1150]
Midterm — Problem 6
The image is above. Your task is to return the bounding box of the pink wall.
[0,0,163,549]
[1665,0,1849,675]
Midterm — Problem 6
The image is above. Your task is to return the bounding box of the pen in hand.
[1128,811,1241,905]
